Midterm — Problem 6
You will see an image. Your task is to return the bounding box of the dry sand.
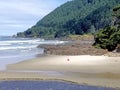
[0,55,120,88]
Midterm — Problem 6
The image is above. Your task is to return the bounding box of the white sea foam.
[0,37,45,70]
[0,37,68,70]
[0,38,66,50]
[0,55,19,59]
[0,43,12,46]
[0,39,42,44]
[0,45,38,50]
[0,39,65,45]
[38,41,65,45]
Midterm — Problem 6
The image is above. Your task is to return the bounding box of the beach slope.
[1,55,119,88]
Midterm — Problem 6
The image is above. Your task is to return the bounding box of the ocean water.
[0,81,116,90]
[0,36,65,70]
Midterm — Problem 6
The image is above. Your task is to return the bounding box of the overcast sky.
[0,0,69,36]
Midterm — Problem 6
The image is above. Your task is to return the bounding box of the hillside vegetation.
[17,0,120,38]
[94,5,120,51]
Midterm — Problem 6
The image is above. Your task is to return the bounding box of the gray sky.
[0,0,69,36]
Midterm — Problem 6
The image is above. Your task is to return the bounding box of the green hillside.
[17,0,120,38]
[94,5,120,51]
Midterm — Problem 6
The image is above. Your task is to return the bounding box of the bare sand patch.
[0,55,118,88]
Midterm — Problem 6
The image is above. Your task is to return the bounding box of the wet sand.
[0,81,115,90]
[0,55,119,88]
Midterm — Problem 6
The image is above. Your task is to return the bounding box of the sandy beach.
[0,55,120,88]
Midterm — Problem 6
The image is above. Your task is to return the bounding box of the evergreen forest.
[17,0,120,38]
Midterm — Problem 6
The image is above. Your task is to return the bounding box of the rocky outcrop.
[116,44,120,52]
[39,40,107,56]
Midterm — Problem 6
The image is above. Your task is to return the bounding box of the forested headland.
[17,0,120,38]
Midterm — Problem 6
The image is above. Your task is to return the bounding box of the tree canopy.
[94,5,120,51]
[17,0,120,38]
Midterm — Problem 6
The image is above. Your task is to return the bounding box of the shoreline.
[0,55,119,88]
[0,71,119,89]
[0,78,118,89]
[0,80,116,90]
